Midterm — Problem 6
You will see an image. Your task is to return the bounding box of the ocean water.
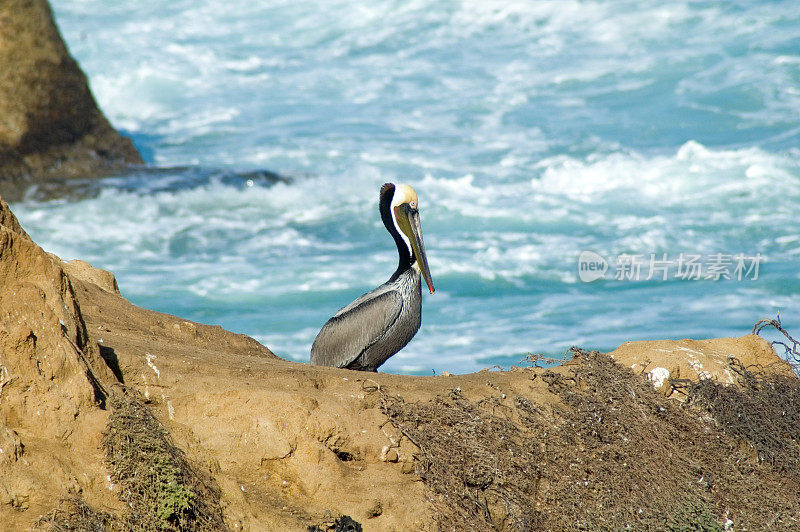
[11,0,800,374]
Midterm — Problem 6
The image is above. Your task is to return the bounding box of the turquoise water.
[12,0,800,373]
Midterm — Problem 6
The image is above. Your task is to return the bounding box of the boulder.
[608,335,796,395]
[0,0,142,201]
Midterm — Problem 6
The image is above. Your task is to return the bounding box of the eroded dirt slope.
[2,193,799,531]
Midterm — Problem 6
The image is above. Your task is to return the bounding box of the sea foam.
[20,0,800,373]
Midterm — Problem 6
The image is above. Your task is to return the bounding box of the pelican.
[310,183,435,371]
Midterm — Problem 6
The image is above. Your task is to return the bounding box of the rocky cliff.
[1,194,800,531]
[4,3,799,529]
[0,0,142,201]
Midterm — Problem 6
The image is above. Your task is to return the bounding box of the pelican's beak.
[397,203,435,294]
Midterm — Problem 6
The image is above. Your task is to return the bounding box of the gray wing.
[310,288,402,369]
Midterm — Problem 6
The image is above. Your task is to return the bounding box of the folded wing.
[310,288,402,369]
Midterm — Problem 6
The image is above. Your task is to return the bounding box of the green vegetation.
[102,386,225,531]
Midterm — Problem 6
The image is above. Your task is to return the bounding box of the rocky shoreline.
[2,193,799,530]
[2,2,800,529]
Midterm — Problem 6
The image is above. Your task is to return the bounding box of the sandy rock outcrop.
[62,272,800,530]
[608,335,795,395]
[0,0,142,201]
[0,195,120,528]
[1,193,799,530]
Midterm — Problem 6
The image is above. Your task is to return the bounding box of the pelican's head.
[381,183,435,294]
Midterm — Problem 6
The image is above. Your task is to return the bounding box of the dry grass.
[382,349,800,531]
[37,386,227,532]
[36,497,125,532]
[103,386,226,532]
[686,357,800,471]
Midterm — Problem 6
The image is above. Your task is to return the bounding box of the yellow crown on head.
[391,184,418,207]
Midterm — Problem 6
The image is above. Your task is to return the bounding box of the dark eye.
[410,201,416,208]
